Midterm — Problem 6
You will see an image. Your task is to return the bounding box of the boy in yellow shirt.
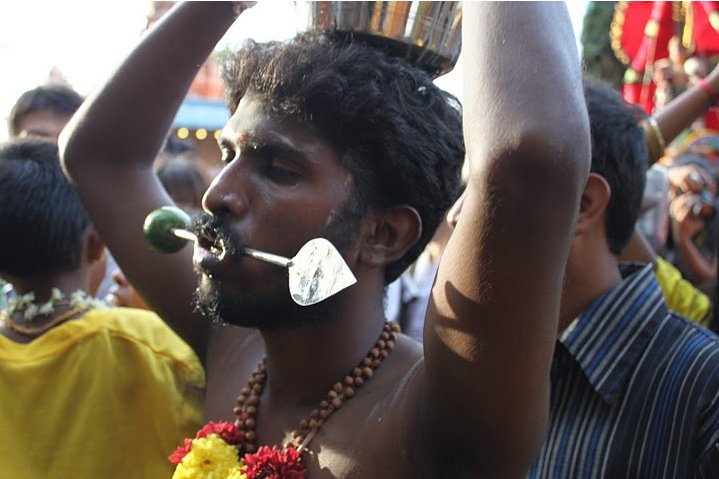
[0,139,204,478]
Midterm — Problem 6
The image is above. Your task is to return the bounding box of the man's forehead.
[222,97,280,140]
[220,124,302,151]
[221,98,325,152]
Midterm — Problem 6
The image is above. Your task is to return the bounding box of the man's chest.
[204,372,428,478]
[203,331,432,477]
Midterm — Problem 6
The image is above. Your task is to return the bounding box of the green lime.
[143,206,192,254]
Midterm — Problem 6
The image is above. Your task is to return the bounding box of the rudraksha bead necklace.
[233,320,400,455]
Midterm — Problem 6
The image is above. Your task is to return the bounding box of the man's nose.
[201,163,249,218]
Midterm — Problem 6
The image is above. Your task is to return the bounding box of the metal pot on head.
[294,1,462,78]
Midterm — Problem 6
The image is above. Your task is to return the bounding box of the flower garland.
[170,321,400,479]
[1,288,107,336]
[170,422,305,479]
[7,288,64,322]
[4,288,105,322]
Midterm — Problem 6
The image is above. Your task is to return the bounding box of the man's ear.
[83,226,106,264]
[83,227,108,298]
[576,172,611,236]
[358,205,422,267]
[446,190,466,230]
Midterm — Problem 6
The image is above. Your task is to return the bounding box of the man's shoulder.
[638,310,719,398]
[662,305,719,337]
[662,309,719,355]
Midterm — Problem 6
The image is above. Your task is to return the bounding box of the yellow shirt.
[0,308,205,478]
[655,256,712,327]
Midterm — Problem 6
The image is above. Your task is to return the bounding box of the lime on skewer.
[143,206,192,254]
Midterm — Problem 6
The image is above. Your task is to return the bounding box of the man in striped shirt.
[528,79,719,477]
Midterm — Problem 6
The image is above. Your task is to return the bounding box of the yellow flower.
[172,434,243,479]
[227,470,248,479]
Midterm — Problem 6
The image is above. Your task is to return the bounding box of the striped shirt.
[528,264,719,478]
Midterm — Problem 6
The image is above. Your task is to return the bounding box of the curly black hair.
[222,33,465,283]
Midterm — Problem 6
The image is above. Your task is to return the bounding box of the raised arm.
[59,2,250,360]
[424,3,590,476]
[647,62,719,162]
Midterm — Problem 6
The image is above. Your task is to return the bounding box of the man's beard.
[192,197,364,331]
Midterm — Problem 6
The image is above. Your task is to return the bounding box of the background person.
[0,138,204,478]
[7,83,83,140]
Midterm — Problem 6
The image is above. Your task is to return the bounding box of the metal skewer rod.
[170,228,198,242]
[242,248,292,268]
[169,228,292,268]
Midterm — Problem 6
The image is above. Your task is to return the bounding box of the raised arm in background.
[651,62,719,157]
[424,3,590,476]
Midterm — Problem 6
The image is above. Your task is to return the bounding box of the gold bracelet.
[641,116,666,164]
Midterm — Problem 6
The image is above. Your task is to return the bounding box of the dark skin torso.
[205,326,431,478]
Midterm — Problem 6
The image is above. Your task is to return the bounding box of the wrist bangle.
[696,78,718,105]
[641,116,666,165]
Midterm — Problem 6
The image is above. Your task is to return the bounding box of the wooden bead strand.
[233,321,400,455]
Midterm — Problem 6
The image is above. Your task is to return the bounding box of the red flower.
[169,421,244,465]
[196,421,244,445]
[243,445,306,479]
[168,438,193,464]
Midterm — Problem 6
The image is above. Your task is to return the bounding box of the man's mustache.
[190,212,244,258]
